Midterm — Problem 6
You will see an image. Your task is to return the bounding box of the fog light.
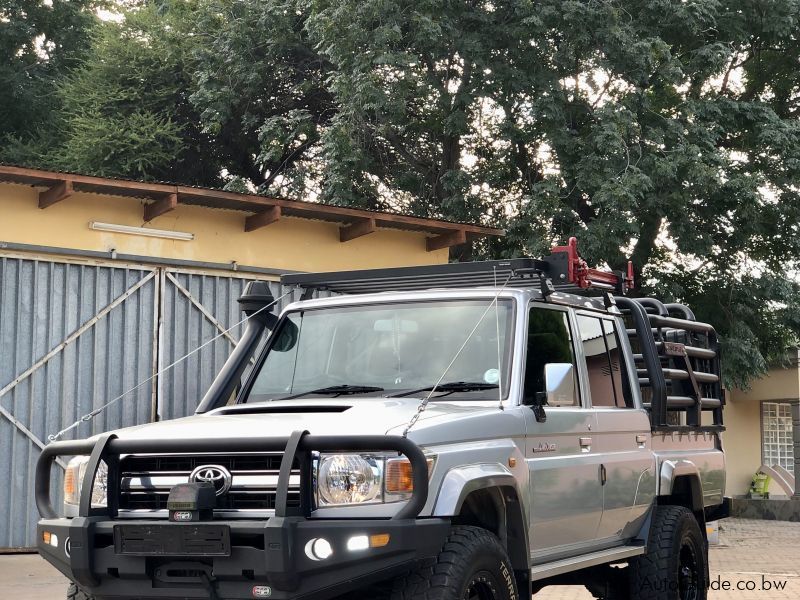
[50,533,59,548]
[304,537,333,561]
[346,535,369,552]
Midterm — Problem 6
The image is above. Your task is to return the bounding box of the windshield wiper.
[279,385,385,400]
[389,381,499,398]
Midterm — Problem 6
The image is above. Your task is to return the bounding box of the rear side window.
[576,315,633,408]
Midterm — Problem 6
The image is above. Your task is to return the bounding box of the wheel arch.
[659,460,704,513]
[432,466,529,573]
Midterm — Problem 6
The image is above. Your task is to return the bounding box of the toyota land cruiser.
[36,238,728,600]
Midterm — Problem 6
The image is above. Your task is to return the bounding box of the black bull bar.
[36,431,430,520]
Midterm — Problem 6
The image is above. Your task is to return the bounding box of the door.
[525,305,603,562]
[574,313,655,542]
[157,269,289,420]
[0,256,158,549]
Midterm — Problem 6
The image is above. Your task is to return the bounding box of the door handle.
[579,437,592,448]
[600,464,607,486]
[636,434,647,445]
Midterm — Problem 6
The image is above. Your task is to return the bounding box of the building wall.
[726,362,800,497]
[731,366,800,403]
[724,396,764,497]
[0,183,449,271]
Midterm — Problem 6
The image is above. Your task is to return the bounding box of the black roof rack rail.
[281,237,635,297]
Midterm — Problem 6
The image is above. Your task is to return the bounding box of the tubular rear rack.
[282,237,634,296]
[616,297,724,431]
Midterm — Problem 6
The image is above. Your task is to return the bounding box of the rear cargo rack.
[282,237,634,296]
[617,297,724,431]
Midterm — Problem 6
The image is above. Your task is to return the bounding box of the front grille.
[118,453,301,514]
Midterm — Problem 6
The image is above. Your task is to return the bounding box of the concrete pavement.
[2,518,797,599]
[537,518,800,599]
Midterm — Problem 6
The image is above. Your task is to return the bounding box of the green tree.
[307,0,546,224]
[0,0,99,163]
[188,0,334,197]
[501,0,800,386]
[51,0,222,185]
[310,0,800,385]
[48,0,333,192]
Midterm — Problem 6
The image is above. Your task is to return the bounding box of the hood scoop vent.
[216,405,352,415]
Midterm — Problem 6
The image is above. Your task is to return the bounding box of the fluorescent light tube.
[89,221,194,241]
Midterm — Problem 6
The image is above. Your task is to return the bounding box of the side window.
[602,319,634,408]
[575,315,633,408]
[524,307,578,407]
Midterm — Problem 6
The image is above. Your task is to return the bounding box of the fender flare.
[432,464,528,571]
[433,463,521,516]
[659,459,704,512]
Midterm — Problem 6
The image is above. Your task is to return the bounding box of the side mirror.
[544,363,576,407]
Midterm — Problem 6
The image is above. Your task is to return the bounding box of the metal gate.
[0,256,292,549]
[0,256,158,550]
[156,269,284,421]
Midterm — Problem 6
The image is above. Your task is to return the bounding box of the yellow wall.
[730,366,800,403]
[0,183,449,271]
[725,362,800,497]
[723,395,764,496]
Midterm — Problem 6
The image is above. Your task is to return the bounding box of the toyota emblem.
[189,464,232,496]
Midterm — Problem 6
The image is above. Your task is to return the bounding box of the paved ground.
[2,518,797,599]
[536,518,800,600]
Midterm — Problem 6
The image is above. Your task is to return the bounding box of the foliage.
[0,0,100,164]
[49,0,223,184]
[188,0,334,197]
[7,0,800,385]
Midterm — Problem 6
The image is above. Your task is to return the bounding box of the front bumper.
[36,432,441,599]
[38,515,451,599]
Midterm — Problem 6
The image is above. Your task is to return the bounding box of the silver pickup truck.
[36,239,728,600]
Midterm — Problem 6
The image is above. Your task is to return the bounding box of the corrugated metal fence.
[0,254,296,549]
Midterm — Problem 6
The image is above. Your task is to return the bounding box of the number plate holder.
[114,524,231,556]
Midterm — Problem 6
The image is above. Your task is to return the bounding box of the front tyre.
[390,525,518,600]
[630,505,708,600]
[67,583,94,600]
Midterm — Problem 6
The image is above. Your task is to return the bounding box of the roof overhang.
[0,165,503,252]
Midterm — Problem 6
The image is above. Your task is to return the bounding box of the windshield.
[245,299,514,401]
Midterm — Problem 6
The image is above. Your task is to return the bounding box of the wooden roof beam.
[340,217,376,242]
[245,205,281,232]
[0,166,504,239]
[427,229,467,252]
[143,192,178,222]
[38,179,73,209]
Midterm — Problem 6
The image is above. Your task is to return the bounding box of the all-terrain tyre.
[67,583,94,600]
[389,525,519,600]
[629,505,708,600]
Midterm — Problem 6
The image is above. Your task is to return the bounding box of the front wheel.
[390,525,519,600]
[629,505,708,600]
[67,583,94,600]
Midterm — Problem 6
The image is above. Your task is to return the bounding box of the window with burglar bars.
[762,402,795,475]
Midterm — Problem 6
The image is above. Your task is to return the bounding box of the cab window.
[523,307,579,407]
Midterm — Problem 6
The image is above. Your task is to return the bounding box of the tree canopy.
[3,0,800,386]
[0,0,100,162]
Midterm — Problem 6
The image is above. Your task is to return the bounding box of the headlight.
[317,454,382,505]
[64,456,108,509]
[315,453,435,507]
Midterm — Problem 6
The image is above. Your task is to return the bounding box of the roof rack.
[281,237,635,296]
